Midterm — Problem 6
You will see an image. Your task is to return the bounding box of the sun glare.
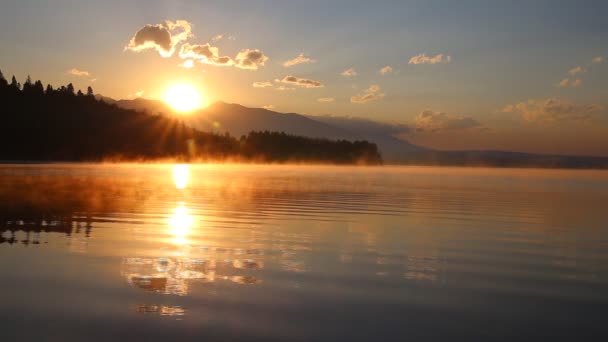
[163,83,203,113]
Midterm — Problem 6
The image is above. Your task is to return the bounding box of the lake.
[1,164,607,341]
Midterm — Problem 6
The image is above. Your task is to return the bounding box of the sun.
[163,83,203,113]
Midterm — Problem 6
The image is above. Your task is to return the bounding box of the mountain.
[113,99,427,161]
[112,98,608,168]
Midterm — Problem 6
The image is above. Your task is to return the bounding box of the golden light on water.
[172,164,190,189]
[169,203,193,245]
[163,83,203,113]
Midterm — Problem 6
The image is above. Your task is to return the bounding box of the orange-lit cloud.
[279,75,323,88]
[568,66,585,76]
[253,81,273,88]
[351,84,384,104]
[502,98,602,123]
[263,105,275,110]
[283,53,314,67]
[409,53,451,65]
[414,110,481,132]
[317,97,335,102]
[67,68,90,76]
[275,85,295,91]
[235,49,268,70]
[178,59,195,68]
[125,20,192,57]
[179,43,234,66]
[341,68,357,76]
[557,78,582,88]
[379,66,393,75]
[592,56,604,64]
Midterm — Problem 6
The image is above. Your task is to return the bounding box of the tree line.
[0,71,382,164]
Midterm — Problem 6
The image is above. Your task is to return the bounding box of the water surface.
[1,164,607,341]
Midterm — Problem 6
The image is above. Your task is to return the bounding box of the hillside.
[0,75,382,164]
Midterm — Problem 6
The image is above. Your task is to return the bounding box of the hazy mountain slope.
[184,102,359,140]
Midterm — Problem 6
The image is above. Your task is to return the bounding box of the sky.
[1,0,608,156]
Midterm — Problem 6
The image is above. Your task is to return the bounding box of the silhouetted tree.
[33,80,44,96]
[0,69,7,88]
[0,72,382,164]
[10,76,19,90]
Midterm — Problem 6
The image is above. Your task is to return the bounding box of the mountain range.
[103,96,608,168]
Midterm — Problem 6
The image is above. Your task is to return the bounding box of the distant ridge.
[110,97,608,168]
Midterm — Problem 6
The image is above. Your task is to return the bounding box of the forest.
[0,71,382,164]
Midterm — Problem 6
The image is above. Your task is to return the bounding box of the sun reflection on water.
[172,164,190,189]
[169,203,193,246]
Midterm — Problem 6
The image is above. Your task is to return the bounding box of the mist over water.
[0,164,607,341]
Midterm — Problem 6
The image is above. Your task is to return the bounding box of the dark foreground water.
[0,164,607,341]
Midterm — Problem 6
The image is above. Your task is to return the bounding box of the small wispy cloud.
[262,105,275,110]
[502,98,601,123]
[592,56,604,64]
[283,53,315,67]
[414,110,481,132]
[67,68,90,77]
[341,68,357,76]
[351,84,385,104]
[408,53,451,65]
[275,86,295,91]
[557,78,581,88]
[317,97,335,103]
[568,66,585,76]
[279,75,323,88]
[253,81,273,88]
[379,66,393,75]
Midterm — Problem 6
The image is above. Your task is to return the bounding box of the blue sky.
[1,0,608,155]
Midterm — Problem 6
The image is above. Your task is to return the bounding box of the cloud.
[557,78,582,88]
[317,97,335,103]
[341,68,357,76]
[351,84,385,104]
[262,105,275,110]
[179,43,234,66]
[502,98,602,123]
[253,81,273,88]
[592,56,604,64]
[279,75,323,88]
[178,59,195,68]
[275,86,295,91]
[67,68,90,77]
[211,34,224,42]
[414,110,481,132]
[379,66,393,75]
[235,49,269,70]
[125,20,192,57]
[90,78,97,83]
[283,53,314,67]
[568,66,585,76]
[408,53,451,65]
